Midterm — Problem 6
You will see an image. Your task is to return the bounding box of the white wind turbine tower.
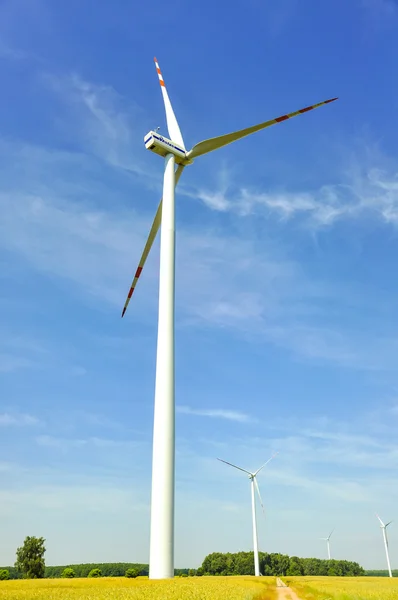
[320,529,334,560]
[376,514,393,578]
[121,57,338,580]
[217,453,278,576]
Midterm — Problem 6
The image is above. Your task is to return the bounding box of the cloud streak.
[44,72,151,177]
[177,405,254,423]
[185,165,398,229]
[0,412,40,426]
[35,435,142,452]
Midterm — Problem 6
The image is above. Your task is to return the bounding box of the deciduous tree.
[61,568,75,578]
[15,536,46,579]
[125,568,139,578]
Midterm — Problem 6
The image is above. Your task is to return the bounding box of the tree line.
[365,569,398,577]
[0,536,367,580]
[0,562,190,580]
[198,551,365,576]
[0,537,191,580]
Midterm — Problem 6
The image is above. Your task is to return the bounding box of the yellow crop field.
[0,575,276,600]
[285,576,398,600]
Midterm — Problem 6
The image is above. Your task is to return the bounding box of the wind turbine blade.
[154,58,185,150]
[376,513,385,527]
[187,98,338,160]
[385,521,393,527]
[254,452,279,476]
[121,165,185,317]
[328,529,334,539]
[217,458,252,475]
[254,477,265,515]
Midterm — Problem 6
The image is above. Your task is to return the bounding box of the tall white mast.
[320,530,333,560]
[377,514,393,578]
[148,154,176,579]
[250,475,260,576]
[217,454,277,576]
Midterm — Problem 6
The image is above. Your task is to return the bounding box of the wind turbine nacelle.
[144,131,193,165]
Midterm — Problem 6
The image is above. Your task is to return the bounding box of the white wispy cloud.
[0,354,35,373]
[0,484,148,514]
[43,72,150,177]
[35,435,142,451]
[177,405,253,423]
[0,332,48,373]
[0,189,155,309]
[185,164,398,228]
[69,366,87,377]
[0,412,40,426]
[0,331,74,374]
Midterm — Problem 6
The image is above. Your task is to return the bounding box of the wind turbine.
[376,514,393,578]
[320,529,334,560]
[217,453,278,576]
[121,57,338,580]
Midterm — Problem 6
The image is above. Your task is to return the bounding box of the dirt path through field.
[275,577,302,600]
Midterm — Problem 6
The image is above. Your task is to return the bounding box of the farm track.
[276,577,302,600]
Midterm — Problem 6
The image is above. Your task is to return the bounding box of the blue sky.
[1,0,398,571]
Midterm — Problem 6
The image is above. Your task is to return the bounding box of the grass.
[0,575,277,600]
[283,576,398,600]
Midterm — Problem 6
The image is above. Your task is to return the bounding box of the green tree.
[0,569,10,580]
[88,568,102,578]
[15,536,46,579]
[61,568,75,578]
[286,557,304,576]
[125,568,139,578]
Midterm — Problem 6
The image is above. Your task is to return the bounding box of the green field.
[285,576,398,599]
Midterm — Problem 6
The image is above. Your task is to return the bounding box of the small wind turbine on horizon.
[217,453,278,576]
[376,514,393,578]
[320,529,334,560]
[121,56,338,580]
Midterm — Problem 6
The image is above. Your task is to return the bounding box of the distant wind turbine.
[320,529,334,560]
[217,453,278,576]
[376,514,393,578]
